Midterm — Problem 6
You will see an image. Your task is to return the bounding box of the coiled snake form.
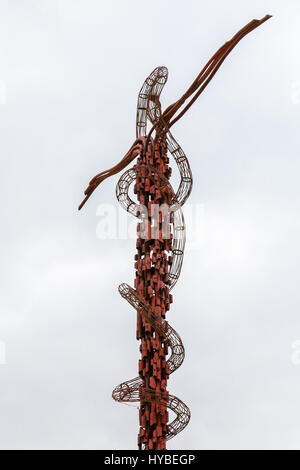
[78,16,271,448]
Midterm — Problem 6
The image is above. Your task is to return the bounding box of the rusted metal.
[78,15,271,449]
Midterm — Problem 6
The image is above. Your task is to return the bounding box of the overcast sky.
[0,0,300,450]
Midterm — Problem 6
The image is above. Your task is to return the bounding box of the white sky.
[1,0,300,450]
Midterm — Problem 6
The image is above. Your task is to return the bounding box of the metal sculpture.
[78,15,271,449]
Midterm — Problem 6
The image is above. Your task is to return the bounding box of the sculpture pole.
[79,15,271,450]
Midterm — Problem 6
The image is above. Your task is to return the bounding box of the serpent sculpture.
[79,15,271,449]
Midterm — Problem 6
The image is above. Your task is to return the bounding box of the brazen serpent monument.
[79,15,271,450]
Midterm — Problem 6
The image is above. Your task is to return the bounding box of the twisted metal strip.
[137,67,193,207]
[116,162,185,290]
[113,67,191,442]
[112,283,190,440]
[136,67,168,139]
